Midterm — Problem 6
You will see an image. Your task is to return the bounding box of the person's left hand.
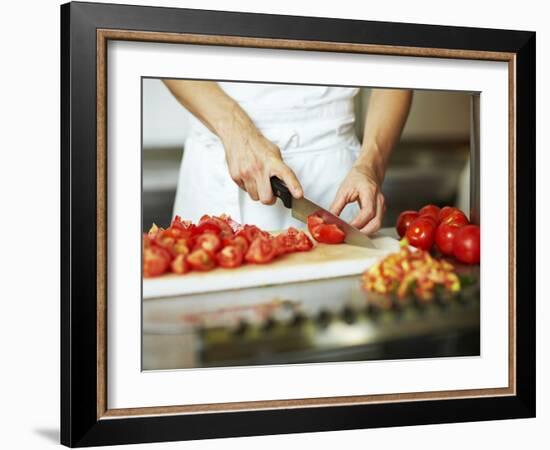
[330,165,386,235]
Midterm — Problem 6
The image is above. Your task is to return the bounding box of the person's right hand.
[222,122,303,205]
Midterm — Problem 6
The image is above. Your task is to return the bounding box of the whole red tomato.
[405,217,437,251]
[396,211,419,238]
[441,209,469,227]
[438,206,456,222]
[418,204,441,222]
[435,222,463,256]
[453,225,480,264]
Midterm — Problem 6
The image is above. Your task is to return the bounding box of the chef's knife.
[270,176,376,249]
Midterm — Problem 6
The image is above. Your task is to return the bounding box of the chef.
[164,80,412,235]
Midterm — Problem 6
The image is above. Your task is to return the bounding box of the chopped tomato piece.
[194,221,221,235]
[274,233,294,255]
[186,248,216,271]
[307,213,345,244]
[171,215,193,230]
[245,237,277,264]
[293,229,314,251]
[275,227,313,254]
[153,233,178,257]
[173,238,191,256]
[197,215,234,237]
[194,233,222,254]
[147,223,162,238]
[171,254,190,274]
[216,245,244,268]
[143,246,171,278]
[312,224,345,244]
[306,214,324,231]
[222,235,249,254]
[218,214,243,233]
[236,224,270,243]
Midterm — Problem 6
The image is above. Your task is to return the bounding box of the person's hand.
[330,165,386,235]
[222,121,303,204]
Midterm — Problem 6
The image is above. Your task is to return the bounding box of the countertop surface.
[142,228,480,371]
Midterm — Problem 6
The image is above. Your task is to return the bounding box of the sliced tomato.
[143,246,171,278]
[171,254,190,274]
[186,248,216,271]
[307,213,345,244]
[245,237,277,264]
[216,245,244,268]
[313,224,345,244]
[194,233,222,254]
[307,214,324,232]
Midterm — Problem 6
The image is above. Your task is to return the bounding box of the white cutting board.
[143,232,399,299]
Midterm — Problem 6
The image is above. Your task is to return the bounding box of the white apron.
[173,83,362,231]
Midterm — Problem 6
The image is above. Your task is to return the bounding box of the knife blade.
[270,176,376,249]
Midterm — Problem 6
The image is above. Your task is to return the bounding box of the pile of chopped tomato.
[143,214,313,277]
[362,240,461,301]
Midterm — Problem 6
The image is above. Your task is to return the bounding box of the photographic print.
[61,2,535,446]
[141,79,480,370]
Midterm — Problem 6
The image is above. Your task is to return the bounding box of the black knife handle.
[270,176,292,209]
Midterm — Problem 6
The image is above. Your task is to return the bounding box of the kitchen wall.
[143,79,471,149]
[142,79,471,229]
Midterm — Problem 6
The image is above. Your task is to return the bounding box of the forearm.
[162,79,257,144]
[355,89,413,183]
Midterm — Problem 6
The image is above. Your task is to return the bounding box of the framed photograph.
[61,1,535,447]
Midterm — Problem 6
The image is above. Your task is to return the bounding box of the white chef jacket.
[173,83,362,231]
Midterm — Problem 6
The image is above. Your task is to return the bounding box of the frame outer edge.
[514,32,536,415]
[62,2,535,446]
[60,1,71,447]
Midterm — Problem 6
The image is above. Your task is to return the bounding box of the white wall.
[0,1,546,449]
[143,80,470,149]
